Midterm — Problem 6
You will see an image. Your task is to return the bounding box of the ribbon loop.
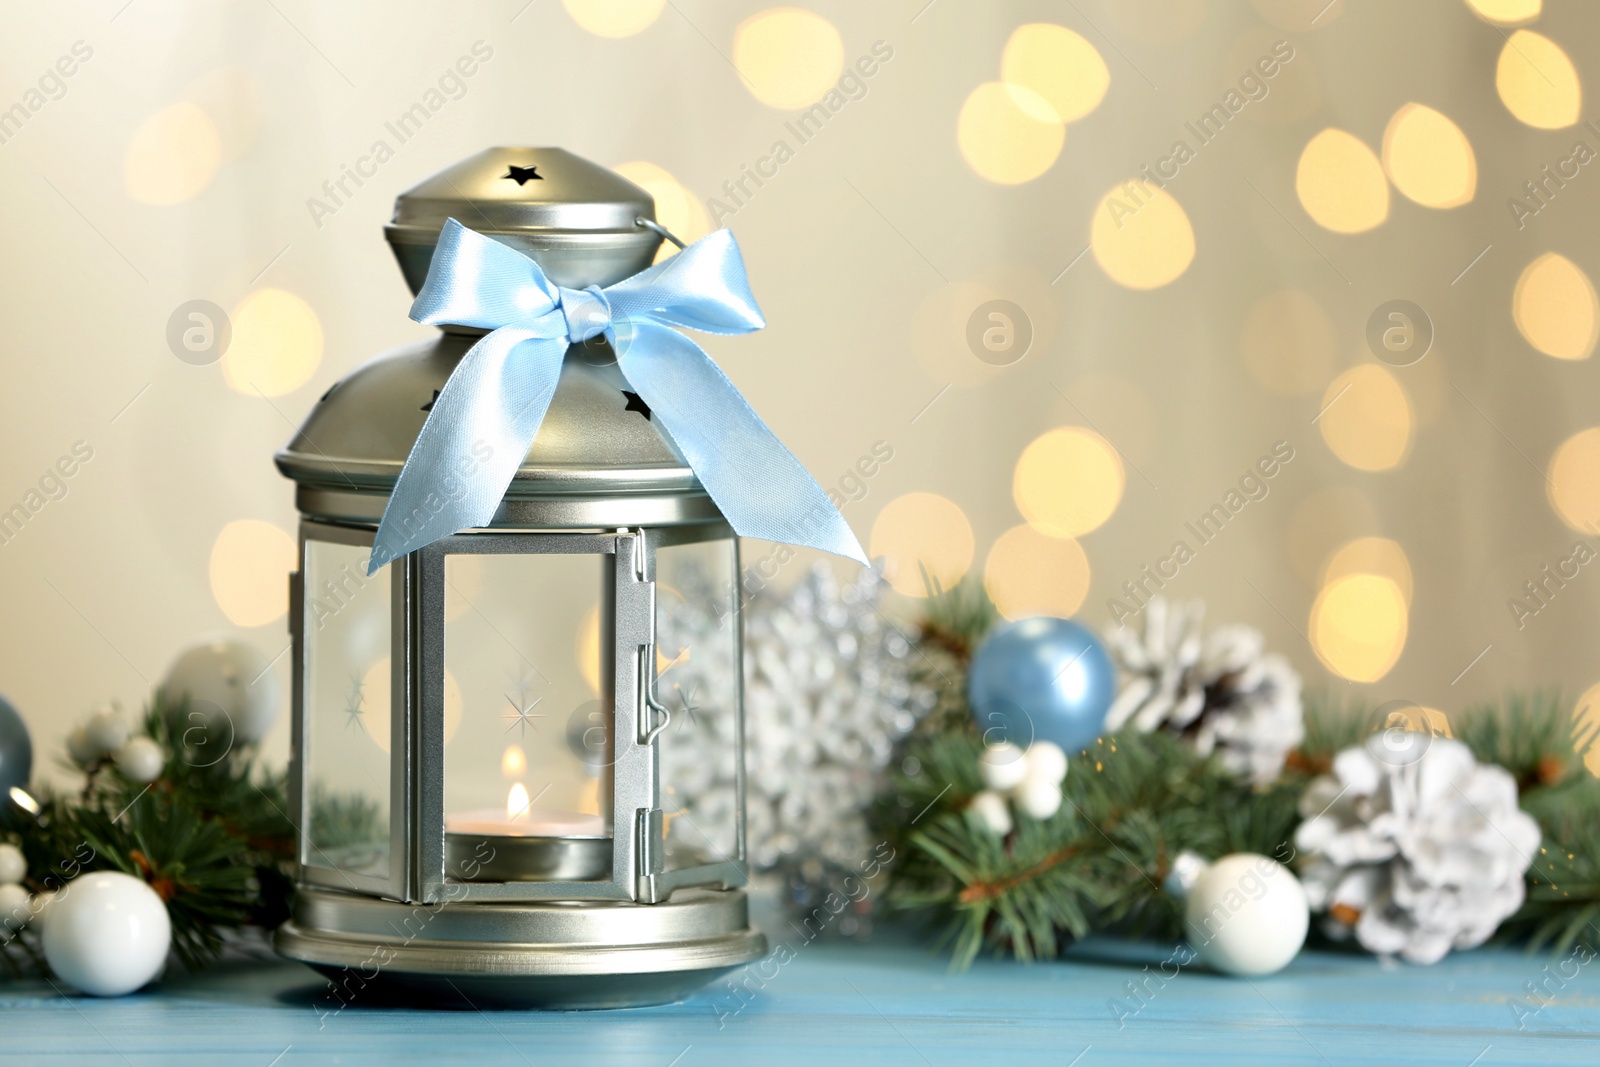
[367,218,867,574]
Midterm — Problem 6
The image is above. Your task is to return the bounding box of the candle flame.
[506,782,531,822]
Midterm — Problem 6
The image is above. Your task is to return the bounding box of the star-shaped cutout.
[671,683,703,731]
[343,677,366,733]
[421,389,440,412]
[622,390,652,420]
[503,164,542,185]
[503,694,545,736]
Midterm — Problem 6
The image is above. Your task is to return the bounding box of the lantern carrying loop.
[634,216,685,249]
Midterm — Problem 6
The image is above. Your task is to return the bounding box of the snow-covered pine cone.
[1294,734,1540,964]
[1102,597,1303,783]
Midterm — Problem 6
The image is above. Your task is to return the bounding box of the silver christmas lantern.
[273,148,770,1008]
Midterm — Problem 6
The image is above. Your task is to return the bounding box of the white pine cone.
[1103,597,1303,782]
[1294,735,1540,964]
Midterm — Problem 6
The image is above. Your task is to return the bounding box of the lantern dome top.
[385,147,664,294]
[276,334,717,529]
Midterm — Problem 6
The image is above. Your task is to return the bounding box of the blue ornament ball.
[968,617,1116,755]
[0,693,32,798]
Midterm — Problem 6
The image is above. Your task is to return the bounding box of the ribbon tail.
[369,329,567,573]
[616,322,869,566]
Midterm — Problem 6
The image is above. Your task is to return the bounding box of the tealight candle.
[444,783,611,882]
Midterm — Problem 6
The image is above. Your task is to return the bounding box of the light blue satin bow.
[368,218,868,574]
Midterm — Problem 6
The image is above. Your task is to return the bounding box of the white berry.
[1023,741,1068,785]
[1182,853,1309,976]
[115,738,165,784]
[85,706,130,757]
[968,790,1013,836]
[1014,774,1063,820]
[978,742,1028,791]
[0,883,31,931]
[0,842,24,885]
[42,871,170,996]
[66,725,100,767]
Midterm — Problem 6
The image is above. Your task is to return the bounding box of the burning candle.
[444,784,611,882]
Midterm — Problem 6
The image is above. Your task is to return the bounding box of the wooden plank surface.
[1,932,1596,1065]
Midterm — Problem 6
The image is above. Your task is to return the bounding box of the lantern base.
[274,885,766,1009]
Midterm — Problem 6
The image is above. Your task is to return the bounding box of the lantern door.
[291,521,409,901]
[646,528,748,902]
[410,526,747,905]
[413,531,646,903]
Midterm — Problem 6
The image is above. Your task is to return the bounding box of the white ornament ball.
[1181,853,1308,976]
[969,790,1013,836]
[43,872,170,996]
[66,725,100,767]
[159,641,280,746]
[0,882,30,931]
[115,738,165,784]
[978,742,1029,791]
[1023,741,1068,785]
[0,842,25,885]
[1015,774,1063,820]
[85,706,130,757]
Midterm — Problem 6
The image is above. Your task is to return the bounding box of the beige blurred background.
[2,0,1598,786]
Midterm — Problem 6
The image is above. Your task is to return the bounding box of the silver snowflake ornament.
[656,563,934,872]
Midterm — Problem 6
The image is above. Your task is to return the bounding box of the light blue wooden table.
[1,929,1595,1065]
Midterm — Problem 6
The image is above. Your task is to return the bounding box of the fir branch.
[77,791,258,970]
[1,693,306,977]
[958,843,1089,904]
[309,788,384,853]
[916,570,997,666]
[1453,690,1573,791]
[880,727,1275,967]
[879,648,1600,967]
[1510,795,1600,954]
[1487,696,1600,952]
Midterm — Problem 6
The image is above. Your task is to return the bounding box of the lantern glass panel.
[442,551,613,875]
[302,537,393,881]
[656,537,742,873]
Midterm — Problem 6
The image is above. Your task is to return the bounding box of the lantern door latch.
[638,643,671,744]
